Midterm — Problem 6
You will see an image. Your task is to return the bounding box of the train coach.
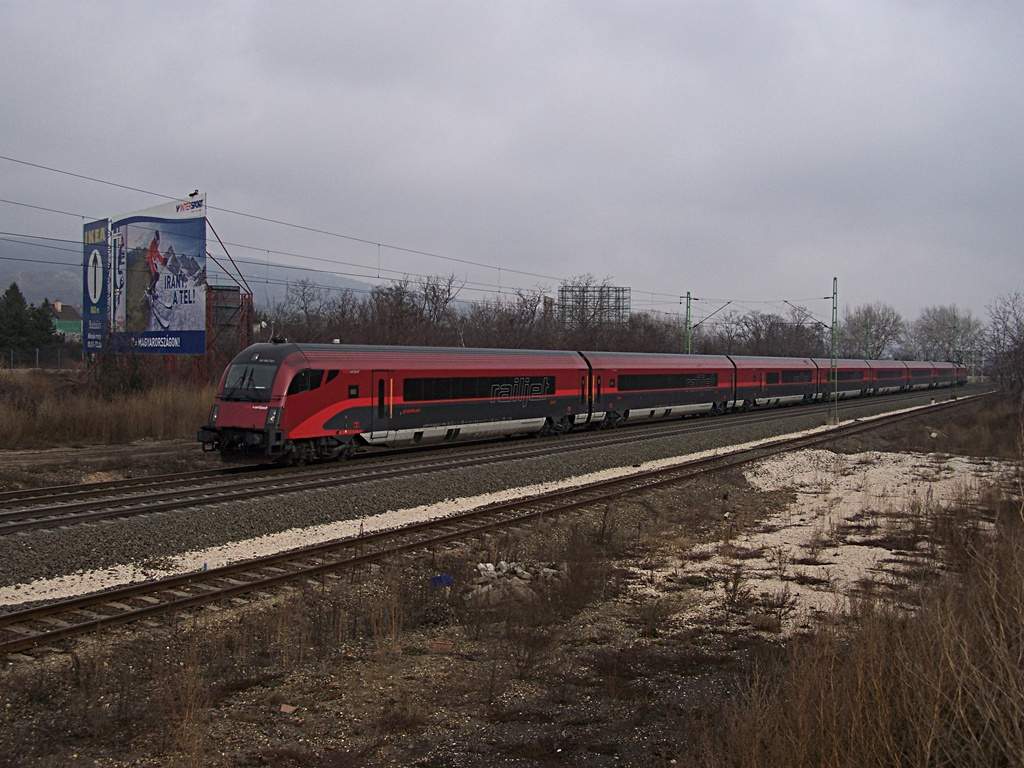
[197,342,593,463]
[197,341,962,464]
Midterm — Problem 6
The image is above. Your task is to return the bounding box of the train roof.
[230,342,587,371]
[728,355,816,367]
[580,351,733,369]
[228,343,959,375]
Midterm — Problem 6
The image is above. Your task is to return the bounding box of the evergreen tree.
[0,283,60,362]
[0,282,31,351]
[31,299,61,349]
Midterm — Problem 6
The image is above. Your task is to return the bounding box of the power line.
[0,153,844,318]
[0,232,543,305]
[0,154,566,285]
[0,197,96,220]
[0,153,700,305]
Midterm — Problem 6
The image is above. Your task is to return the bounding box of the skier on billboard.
[145,230,164,295]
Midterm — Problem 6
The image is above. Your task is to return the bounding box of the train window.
[618,373,718,391]
[610,378,615,388]
[222,363,276,402]
[404,376,556,401]
[781,370,813,383]
[349,384,359,399]
[288,370,315,397]
[581,376,586,404]
[836,370,865,381]
[378,379,386,418]
[596,376,602,403]
[326,370,339,383]
[287,368,324,395]
[766,372,780,385]
[287,371,308,395]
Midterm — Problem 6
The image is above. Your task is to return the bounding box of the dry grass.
[0,370,214,446]
[690,486,1024,768]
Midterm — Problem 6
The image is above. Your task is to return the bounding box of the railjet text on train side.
[490,377,554,406]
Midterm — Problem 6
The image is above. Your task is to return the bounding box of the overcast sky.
[1,1,1021,327]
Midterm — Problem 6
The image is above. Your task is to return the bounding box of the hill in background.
[0,247,373,313]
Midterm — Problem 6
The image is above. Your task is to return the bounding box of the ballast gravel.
[0,394,960,609]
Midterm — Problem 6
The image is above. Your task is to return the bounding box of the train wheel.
[602,411,623,429]
[289,442,314,466]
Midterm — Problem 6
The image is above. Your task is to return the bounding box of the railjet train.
[197,341,967,464]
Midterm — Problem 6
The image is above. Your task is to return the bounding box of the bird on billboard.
[189,189,199,197]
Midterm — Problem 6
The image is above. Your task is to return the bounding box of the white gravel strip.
[640,448,1017,634]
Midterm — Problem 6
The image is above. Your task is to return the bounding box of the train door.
[585,372,595,424]
[577,372,595,425]
[370,370,393,439]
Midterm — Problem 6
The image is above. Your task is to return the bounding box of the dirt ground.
[0,397,1020,767]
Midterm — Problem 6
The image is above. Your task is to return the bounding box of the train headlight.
[265,407,282,428]
[209,405,219,425]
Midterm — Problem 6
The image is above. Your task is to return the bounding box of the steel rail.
[0,397,884,535]
[0,394,981,655]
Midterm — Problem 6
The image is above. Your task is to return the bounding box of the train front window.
[287,369,325,395]
[222,363,278,402]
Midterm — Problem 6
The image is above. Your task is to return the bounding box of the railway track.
[0,388,966,536]
[0,393,982,655]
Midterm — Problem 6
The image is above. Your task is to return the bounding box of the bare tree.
[738,312,790,356]
[416,274,463,346]
[607,311,687,353]
[460,290,549,349]
[360,279,423,346]
[985,292,1024,390]
[839,302,906,359]
[263,278,340,342]
[322,288,363,344]
[696,310,745,354]
[903,305,983,362]
[780,305,829,357]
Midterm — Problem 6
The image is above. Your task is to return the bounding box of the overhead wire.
[0,154,567,287]
[0,153,823,322]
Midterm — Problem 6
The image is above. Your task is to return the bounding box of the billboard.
[82,219,109,353]
[109,196,207,354]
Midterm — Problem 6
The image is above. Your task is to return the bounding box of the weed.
[720,562,753,611]
[801,521,836,563]
[633,594,677,638]
[758,583,798,626]
[367,566,406,661]
[502,611,558,680]
[767,544,791,580]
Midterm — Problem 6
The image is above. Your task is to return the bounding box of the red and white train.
[197,341,967,464]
